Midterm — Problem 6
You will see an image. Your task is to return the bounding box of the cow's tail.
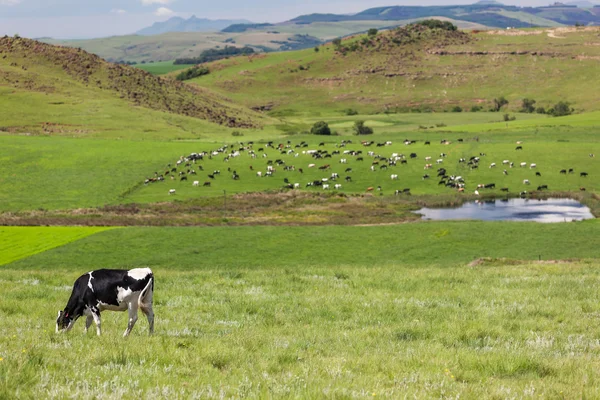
[138,276,153,314]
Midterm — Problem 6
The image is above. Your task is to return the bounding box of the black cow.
[56,268,154,337]
[581,172,589,177]
[537,185,548,190]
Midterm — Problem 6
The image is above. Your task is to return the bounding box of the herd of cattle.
[144,139,593,197]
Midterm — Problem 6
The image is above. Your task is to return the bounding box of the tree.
[520,98,536,113]
[549,101,573,117]
[493,96,509,112]
[353,120,374,135]
[314,46,319,52]
[368,28,378,37]
[332,38,342,49]
[311,121,331,135]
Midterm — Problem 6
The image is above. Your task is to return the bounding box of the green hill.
[0,36,265,131]
[191,25,600,115]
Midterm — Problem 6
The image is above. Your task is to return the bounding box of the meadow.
[1,225,600,398]
[136,61,190,75]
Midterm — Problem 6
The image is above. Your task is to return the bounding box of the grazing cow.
[366,187,374,192]
[256,171,262,177]
[516,146,523,150]
[580,187,586,191]
[489,163,496,168]
[484,183,496,189]
[180,176,187,181]
[502,160,510,165]
[503,170,508,176]
[334,184,342,190]
[424,141,430,145]
[536,172,541,177]
[345,168,352,173]
[537,185,548,190]
[501,188,509,192]
[203,181,211,187]
[523,179,530,185]
[580,172,589,177]
[425,156,432,161]
[560,169,567,174]
[169,189,176,195]
[391,174,398,180]
[56,268,154,337]
[422,174,430,180]
[340,159,347,164]
[590,154,595,158]
[520,162,527,168]
[530,163,537,169]
[345,176,352,182]
[294,183,300,189]
[193,181,199,186]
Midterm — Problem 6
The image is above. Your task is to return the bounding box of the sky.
[0,0,578,39]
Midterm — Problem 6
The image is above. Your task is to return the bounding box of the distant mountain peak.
[136,16,253,36]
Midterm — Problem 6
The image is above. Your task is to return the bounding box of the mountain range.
[137,16,253,36]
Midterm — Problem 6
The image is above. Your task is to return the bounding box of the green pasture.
[196,28,600,115]
[0,226,111,266]
[129,130,599,203]
[1,224,600,398]
[135,61,190,75]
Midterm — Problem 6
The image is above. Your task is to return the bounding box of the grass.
[135,61,190,75]
[0,226,111,265]
[1,225,600,398]
[195,27,600,115]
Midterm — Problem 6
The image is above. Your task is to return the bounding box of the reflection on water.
[416,198,594,223]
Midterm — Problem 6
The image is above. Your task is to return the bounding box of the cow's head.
[56,310,74,333]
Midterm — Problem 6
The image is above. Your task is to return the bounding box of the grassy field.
[136,61,190,75]
[0,226,110,265]
[1,224,600,398]
[194,27,600,115]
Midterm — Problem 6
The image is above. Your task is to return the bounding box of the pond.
[416,198,594,223]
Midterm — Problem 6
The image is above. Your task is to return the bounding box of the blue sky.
[0,0,571,39]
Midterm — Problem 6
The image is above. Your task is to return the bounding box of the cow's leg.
[124,302,139,337]
[141,305,154,335]
[84,315,93,333]
[91,310,101,336]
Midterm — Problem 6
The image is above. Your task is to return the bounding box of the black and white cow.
[56,268,154,337]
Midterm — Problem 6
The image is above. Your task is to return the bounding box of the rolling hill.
[0,36,265,131]
[190,24,600,115]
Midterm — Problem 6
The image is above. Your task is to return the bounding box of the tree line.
[174,46,255,65]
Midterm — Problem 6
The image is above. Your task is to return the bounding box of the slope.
[0,36,264,129]
[192,25,600,115]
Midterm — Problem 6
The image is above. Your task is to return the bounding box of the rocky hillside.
[0,36,263,128]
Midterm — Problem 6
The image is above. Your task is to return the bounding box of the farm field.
[0,226,111,266]
[1,225,600,398]
[135,61,190,75]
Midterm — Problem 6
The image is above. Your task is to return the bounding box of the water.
[416,198,594,223]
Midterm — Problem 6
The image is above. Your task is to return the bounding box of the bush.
[314,46,320,52]
[521,98,536,113]
[368,28,378,37]
[451,106,463,113]
[231,131,244,137]
[493,96,509,112]
[175,66,210,81]
[353,120,373,135]
[503,114,516,122]
[343,108,358,116]
[413,20,457,31]
[311,121,331,135]
[549,101,573,117]
[471,105,483,112]
[536,107,546,114]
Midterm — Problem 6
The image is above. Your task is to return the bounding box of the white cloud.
[110,9,127,15]
[154,7,174,17]
[141,0,173,5]
[0,0,21,5]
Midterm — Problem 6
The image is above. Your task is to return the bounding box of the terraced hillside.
[192,25,600,115]
[0,36,265,131]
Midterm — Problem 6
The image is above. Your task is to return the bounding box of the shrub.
[332,38,342,50]
[368,28,378,37]
[311,121,331,135]
[536,107,546,114]
[521,98,536,113]
[471,105,483,112]
[451,106,463,113]
[503,114,516,121]
[413,20,457,31]
[231,131,244,137]
[549,101,573,117]
[493,96,509,112]
[343,108,358,116]
[353,120,373,135]
[175,66,210,81]
[314,46,319,52]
